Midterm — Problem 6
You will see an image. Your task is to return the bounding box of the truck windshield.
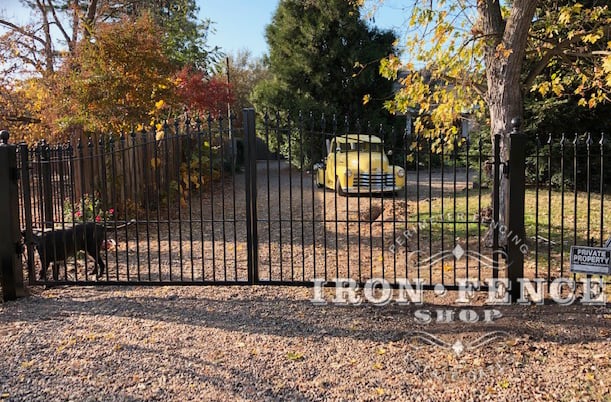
[335,141,383,153]
[354,143,382,152]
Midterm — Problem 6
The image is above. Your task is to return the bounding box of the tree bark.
[478,0,539,244]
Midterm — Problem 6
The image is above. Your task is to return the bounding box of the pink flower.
[75,211,82,217]
[96,215,101,222]
[108,208,115,215]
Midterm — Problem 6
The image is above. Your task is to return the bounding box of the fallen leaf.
[20,360,34,369]
[287,351,304,361]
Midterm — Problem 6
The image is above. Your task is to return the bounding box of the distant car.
[314,134,405,195]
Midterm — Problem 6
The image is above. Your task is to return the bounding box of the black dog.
[27,221,133,280]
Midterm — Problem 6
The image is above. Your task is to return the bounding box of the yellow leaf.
[558,9,571,25]
[372,362,383,370]
[155,99,165,109]
[376,388,385,396]
[286,351,304,361]
[377,348,386,355]
[20,360,34,369]
[156,131,165,141]
[497,379,510,389]
[150,157,161,168]
[363,94,371,105]
[603,56,611,74]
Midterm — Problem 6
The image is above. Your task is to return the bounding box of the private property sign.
[570,246,611,275]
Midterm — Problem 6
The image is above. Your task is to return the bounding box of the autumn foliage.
[0,10,230,143]
[175,67,234,118]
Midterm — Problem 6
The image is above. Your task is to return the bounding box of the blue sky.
[200,0,410,58]
[1,0,410,58]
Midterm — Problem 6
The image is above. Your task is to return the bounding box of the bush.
[63,193,115,223]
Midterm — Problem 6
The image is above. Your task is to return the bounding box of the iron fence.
[526,132,610,281]
[5,109,609,296]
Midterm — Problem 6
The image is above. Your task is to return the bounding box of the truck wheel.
[335,177,346,196]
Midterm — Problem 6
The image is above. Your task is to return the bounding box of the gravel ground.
[1,285,610,401]
[9,161,611,401]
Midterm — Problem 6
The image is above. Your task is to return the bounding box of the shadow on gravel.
[2,287,609,346]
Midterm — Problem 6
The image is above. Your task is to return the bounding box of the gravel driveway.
[1,285,610,401]
[4,161,610,401]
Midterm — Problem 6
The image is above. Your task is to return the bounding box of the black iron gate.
[8,108,511,292]
[242,109,508,292]
[6,108,607,300]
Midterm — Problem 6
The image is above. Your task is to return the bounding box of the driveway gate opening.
[14,109,513,293]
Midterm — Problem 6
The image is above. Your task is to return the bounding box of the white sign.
[570,246,611,275]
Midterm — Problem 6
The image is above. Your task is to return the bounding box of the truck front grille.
[354,173,395,188]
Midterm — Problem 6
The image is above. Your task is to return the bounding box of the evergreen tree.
[252,0,396,123]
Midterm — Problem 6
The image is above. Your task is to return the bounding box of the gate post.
[0,130,26,300]
[506,118,527,302]
[243,108,259,284]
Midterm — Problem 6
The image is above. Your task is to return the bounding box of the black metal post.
[506,118,527,301]
[0,130,26,300]
[19,143,35,284]
[243,108,259,284]
[492,133,502,279]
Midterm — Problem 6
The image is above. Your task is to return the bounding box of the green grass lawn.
[409,187,611,277]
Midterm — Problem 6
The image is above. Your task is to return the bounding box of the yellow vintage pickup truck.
[314,134,405,195]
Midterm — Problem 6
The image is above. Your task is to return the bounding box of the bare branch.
[46,0,73,50]
[0,19,46,45]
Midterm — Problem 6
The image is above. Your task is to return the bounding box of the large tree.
[375,0,610,235]
[0,0,222,139]
[56,13,176,134]
[252,0,396,122]
[0,0,219,77]
[377,0,610,148]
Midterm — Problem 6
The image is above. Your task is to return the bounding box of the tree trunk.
[479,0,538,243]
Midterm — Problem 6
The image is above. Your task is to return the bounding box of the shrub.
[63,193,115,223]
